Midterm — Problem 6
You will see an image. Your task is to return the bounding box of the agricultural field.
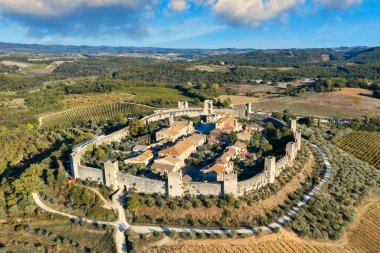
[145,193,380,253]
[40,102,154,129]
[253,88,380,118]
[334,131,380,169]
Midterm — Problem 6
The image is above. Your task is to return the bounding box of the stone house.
[125,150,154,166]
[155,120,194,142]
[152,133,206,174]
[151,156,182,173]
[237,130,252,141]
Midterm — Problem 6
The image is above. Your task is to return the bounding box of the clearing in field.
[62,92,134,108]
[145,189,380,253]
[187,64,230,73]
[124,86,194,104]
[218,95,265,105]
[334,131,380,169]
[253,88,380,118]
[0,60,31,68]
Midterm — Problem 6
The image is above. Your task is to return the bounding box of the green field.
[124,86,193,105]
[40,102,154,129]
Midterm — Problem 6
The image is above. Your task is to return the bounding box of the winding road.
[32,143,331,252]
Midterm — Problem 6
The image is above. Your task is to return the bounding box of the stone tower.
[69,154,80,178]
[295,131,302,151]
[222,172,238,197]
[178,101,189,109]
[243,103,252,117]
[203,100,213,115]
[167,171,183,197]
[265,156,276,184]
[169,114,174,125]
[104,160,119,190]
[286,142,297,166]
[289,119,297,133]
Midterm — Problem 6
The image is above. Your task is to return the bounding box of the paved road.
[33,143,331,248]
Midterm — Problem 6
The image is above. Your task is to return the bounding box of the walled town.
[70,100,301,198]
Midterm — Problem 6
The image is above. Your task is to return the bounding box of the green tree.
[127,198,140,215]
[229,131,238,144]
[129,120,144,137]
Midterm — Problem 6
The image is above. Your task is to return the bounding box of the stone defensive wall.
[69,102,301,198]
[117,173,166,195]
[236,140,298,197]
[183,182,222,197]
[142,108,203,124]
[237,172,268,196]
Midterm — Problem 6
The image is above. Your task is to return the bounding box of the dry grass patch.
[187,65,230,73]
[62,92,134,108]
[254,88,380,118]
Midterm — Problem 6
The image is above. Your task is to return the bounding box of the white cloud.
[314,0,362,10]
[210,0,305,26]
[168,0,190,12]
[0,0,154,17]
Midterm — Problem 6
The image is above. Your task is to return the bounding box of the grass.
[253,88,380,118]
[187,64,230,73]
[124,86,194,105]
[334,131,380,169]
[62,92,134,108]
[18,64,48,74]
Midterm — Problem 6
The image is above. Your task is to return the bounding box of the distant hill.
[346,47,380,63]
[205,47,380,66]
[0,42,379,64]
[0,42,252,60]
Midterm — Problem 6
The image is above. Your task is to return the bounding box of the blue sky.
[0,0,378,49]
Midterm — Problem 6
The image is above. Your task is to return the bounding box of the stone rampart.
[183,182,222,196]
[237,172,268,196]
[117,173,166,194]
[76,165,104,183]
[275,155,289,175]
[142,108,203,124]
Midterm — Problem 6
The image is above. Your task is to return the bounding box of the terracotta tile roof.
[136,150,153,161]
[187,133,206,145]
[160,139,194,156]
[157,120,191,137]
[209,164,225,173]
[234,141,247,149]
